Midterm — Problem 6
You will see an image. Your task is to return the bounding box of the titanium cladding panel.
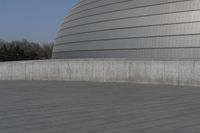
[53,0,200,59]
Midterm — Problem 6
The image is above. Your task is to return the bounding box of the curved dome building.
[53,0,200,59]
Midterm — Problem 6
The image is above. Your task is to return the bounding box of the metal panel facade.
[53,0,200,59]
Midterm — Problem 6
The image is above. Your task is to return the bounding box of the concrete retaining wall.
[0,59,199,87]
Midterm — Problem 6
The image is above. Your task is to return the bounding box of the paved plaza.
[0,81,200,133]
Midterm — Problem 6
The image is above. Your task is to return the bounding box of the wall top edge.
[1,58,200,64]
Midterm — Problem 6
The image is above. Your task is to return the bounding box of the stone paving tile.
[0,81,200,133]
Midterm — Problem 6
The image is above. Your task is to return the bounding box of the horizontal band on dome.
[63,0,190,25]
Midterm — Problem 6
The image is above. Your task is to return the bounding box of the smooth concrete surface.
[0,59,199,87]
[0,81,200,133]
